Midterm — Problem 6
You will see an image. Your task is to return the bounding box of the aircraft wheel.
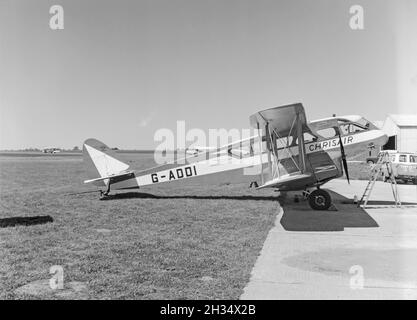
[308,189,331,210]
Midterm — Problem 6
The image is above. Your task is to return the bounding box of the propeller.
[337,130,350,184]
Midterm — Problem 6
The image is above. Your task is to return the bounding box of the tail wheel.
[308,189,332,210]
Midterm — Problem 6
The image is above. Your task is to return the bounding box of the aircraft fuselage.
[106,115,388,191]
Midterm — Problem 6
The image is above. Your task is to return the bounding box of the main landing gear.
[307,188,332,210]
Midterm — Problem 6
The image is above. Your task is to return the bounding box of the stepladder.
[358,151,401,208]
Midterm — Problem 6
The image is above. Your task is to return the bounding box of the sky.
[0,0,416,150]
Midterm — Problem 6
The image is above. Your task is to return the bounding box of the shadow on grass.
[0,215,53,228]
[279,190,379,232]
[100,192,279,202]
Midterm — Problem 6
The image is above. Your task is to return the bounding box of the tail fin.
[83,138,129,185]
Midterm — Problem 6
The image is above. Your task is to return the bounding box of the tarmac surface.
[241,179,417,299]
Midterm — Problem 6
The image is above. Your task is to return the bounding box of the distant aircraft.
[82,103,388,210]
[42,147,61,154]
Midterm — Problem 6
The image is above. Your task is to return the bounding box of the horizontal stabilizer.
[84,171,135,184]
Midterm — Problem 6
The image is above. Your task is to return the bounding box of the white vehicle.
[385,151,417,184]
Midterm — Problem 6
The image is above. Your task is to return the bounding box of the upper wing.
[249,103,311,137]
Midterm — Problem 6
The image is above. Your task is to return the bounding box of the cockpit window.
[356,117,371,128]
[357,117,378,130]
[337,116,378,135]
[350,123,366,132]
[338,120,368,135]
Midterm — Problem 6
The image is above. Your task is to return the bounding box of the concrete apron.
[241,179,417,299]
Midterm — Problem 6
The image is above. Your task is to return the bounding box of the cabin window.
[410,155,416,163]
[316,127,337,139]
[303,132,317,143]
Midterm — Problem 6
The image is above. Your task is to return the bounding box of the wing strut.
[296,111,306,173]
[256,122,264,185]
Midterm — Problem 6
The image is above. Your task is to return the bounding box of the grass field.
[0,153,280,299]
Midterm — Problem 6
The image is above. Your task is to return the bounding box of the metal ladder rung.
[358,152,401,208]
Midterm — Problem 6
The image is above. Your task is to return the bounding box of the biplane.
[82,103,388,210]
